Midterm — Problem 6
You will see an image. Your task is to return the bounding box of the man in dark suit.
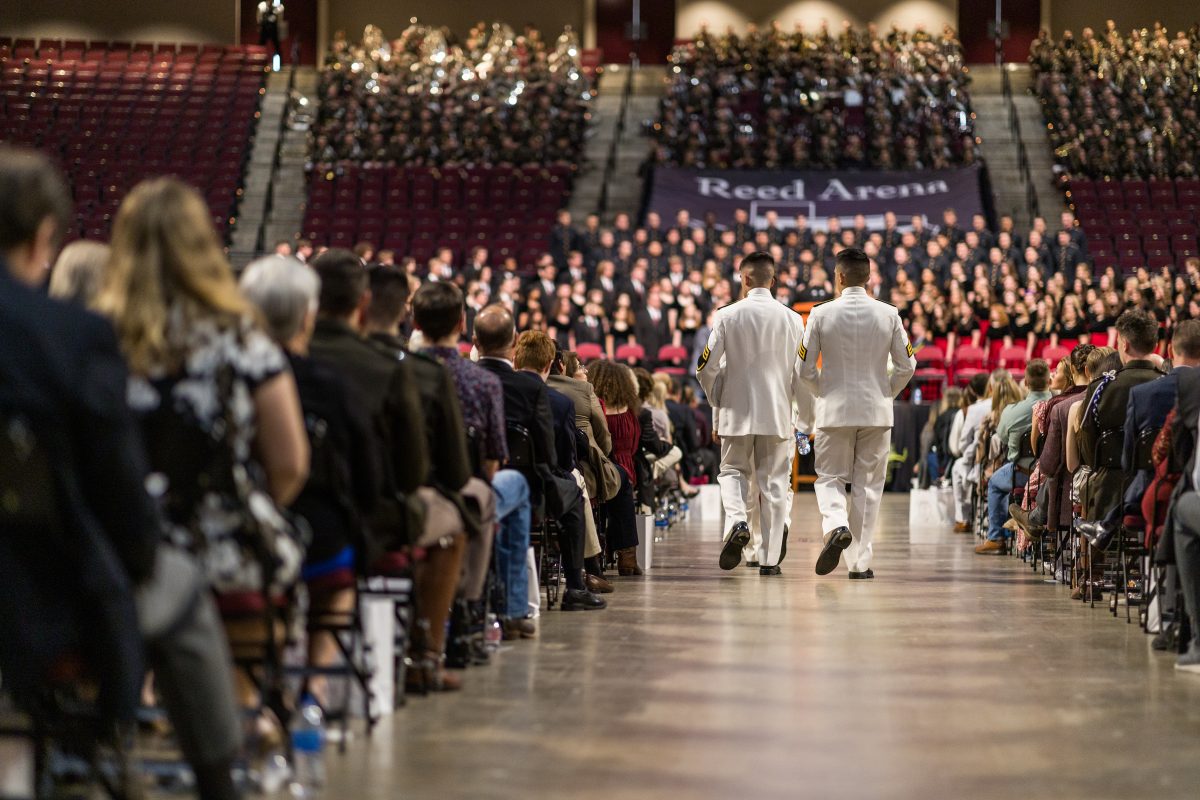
[0,147,243,800]
[475,305,606,611]
[549,209,579,269]
[1054,229,1084,274]
[635,285,672,364]
[1124,320,1200,479]
[1173,360,1200,671]
[311,250,470,691]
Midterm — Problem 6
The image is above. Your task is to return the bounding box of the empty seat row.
[0,43,265,243]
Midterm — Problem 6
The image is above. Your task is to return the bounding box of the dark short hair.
[366,264,410,327]
[412,281,464,341]
[473,303,515,354]
[0,145,72,252]
[968,373,989,397]
[835,247,871,285]
[739,251,775,286]
[1173,319,1200,360]
[1115,308,1159,356]
[313,248,368,316]
[1025,359,1051,392]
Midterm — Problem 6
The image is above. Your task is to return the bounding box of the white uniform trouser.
[813,426,891,573]
[719,434,792,567]
[951,457,974,524]
[746,479,795,563]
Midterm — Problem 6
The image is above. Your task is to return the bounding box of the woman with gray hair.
[239,255,382,707]
[48,240,110,306]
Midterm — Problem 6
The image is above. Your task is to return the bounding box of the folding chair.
[506,424,562,609]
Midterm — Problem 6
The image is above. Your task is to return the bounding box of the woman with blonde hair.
[98,178,308,749]
[974,370,1022,490]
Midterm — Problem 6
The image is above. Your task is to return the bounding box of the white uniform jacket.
[696,287,810,438]
[797,286,916,429]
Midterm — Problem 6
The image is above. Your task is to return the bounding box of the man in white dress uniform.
[799,248,915,579]
[697,252,809,576]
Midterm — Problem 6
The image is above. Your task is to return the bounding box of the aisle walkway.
[327,494,1200,800]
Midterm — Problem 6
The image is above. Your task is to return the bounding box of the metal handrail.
[253,64,297,256]
[999,67,1040,222]
[597,65,635,218]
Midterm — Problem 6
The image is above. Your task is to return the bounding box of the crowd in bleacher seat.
[652,22,977,169]
[1028,22,1200,301]
[312,22,592,170]
[930,305,1200,671]
[1030,20,1200,182]
[0,37,267,242]
[0,145,722,798]
[302,23,590,271]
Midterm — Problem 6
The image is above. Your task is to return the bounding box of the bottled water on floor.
[289,695,326,798]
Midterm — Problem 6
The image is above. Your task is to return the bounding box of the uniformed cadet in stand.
[799,247,916,579]
[697,251,810,576]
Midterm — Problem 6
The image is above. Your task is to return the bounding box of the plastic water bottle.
[795,431,811,456]
[289,695,325,797]
[913,386,923,405]
[485,612,503,651]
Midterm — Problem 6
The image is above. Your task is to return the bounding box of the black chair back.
[1134,427,1161,472]
[506,424,535,470]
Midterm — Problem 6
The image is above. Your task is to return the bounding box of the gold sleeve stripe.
[799,344,808,361]
[905,343,914,358]
[697,345,711,371]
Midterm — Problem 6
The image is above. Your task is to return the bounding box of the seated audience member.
[1076,310,1164,532]
[1,148,245,800]
[977,361,1053,553]
[1173,362,1200,671]
[924,387,964,486]
[413,281,537,640]
[951,373,993,531]
[1123,320,1200,507]
[548,350,618,594]
[364,265,499,667]
[588,360,648,575]
[664,375,704,489]
[475,305,607,610]
[308,250,466,691]
[635,368,683,489]
[47,240,110,306]
[1015,345,1094,534]
[239,255,381,702]
[99,177,310,778]
[971,372,1022,524]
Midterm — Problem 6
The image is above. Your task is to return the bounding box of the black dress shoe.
[815,527,853,576]
[759,565,782,576]
[720,521,751,571]
[849,569,875,580]
[745,561,760,569]
[561,589,607,611]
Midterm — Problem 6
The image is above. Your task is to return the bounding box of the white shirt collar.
[480,356,514,368]
[747,287,772,298]
[841,286,866,296]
